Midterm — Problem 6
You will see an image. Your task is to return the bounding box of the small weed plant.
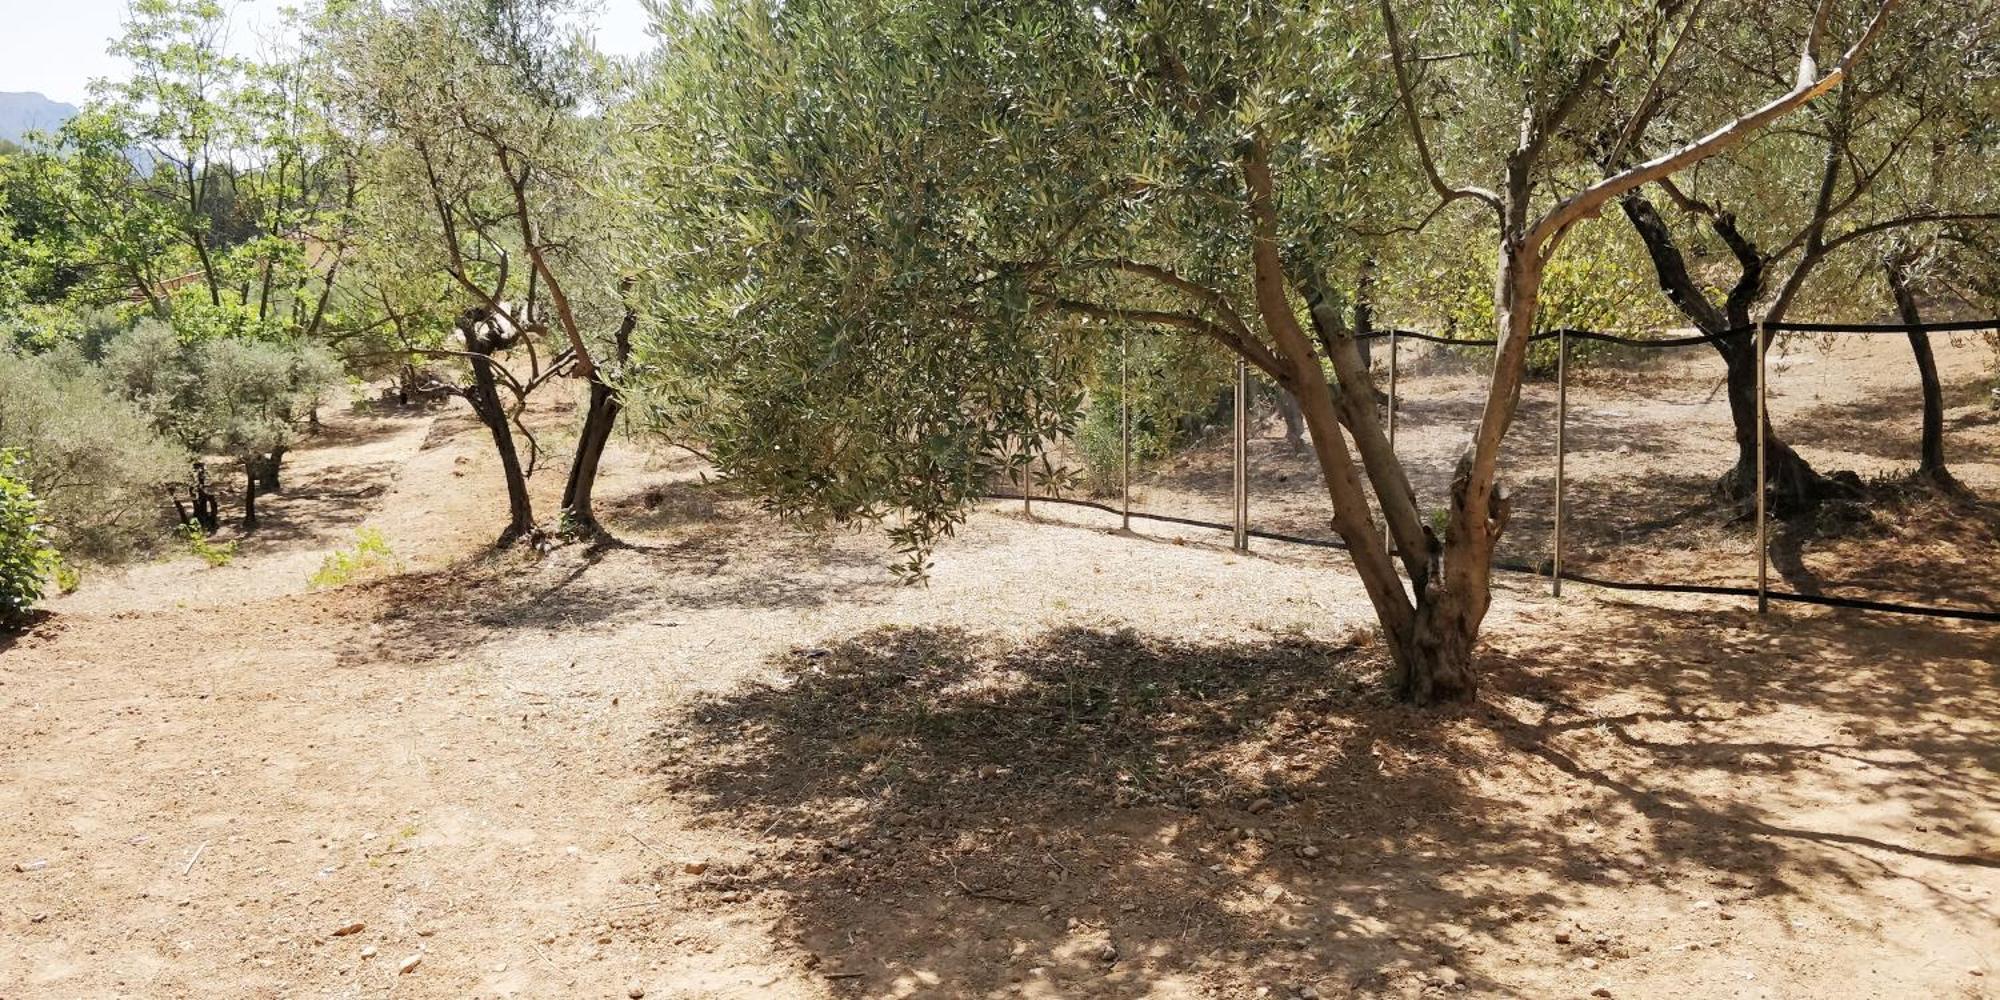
[309,527,400,589]
[181,521,238,568]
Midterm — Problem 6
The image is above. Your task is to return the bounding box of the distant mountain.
[0,92,80,147]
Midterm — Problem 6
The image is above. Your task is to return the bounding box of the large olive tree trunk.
[1884,253,1955,488]
[1241,138,1477,703]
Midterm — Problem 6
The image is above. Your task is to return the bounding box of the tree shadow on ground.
[643,614,1998,997]
[1484,602,1999,880]
[347,484,894,667]
[1762,477,2000,609]
[1783,375,1999,466]
[214,458,404,550]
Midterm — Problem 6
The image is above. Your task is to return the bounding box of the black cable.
[994,315,2000,620]
[988,492,2000,624]
[1346,318,1998,347]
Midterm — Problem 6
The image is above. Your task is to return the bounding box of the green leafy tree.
[1371,0,1897,697]
[9,112,189,315]
[1607,0,1998,507]
[101,321,339,528]
[103,0,244,306]
[0,348,188,559]
[323,0,638,543]
[636,0,1896,703]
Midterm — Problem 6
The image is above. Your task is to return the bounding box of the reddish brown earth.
[1,338,1996,999]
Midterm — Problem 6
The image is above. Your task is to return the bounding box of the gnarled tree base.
[1394,601,1479,706]
[1717,441,1861,516]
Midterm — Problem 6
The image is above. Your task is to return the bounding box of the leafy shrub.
[102,324,343,527]
[179,520,237,568]
[308,527,399,588]
[0,347,188,560]
[1075,336,1233,495]
[1379,215,1677,374]
[0,449,58,626]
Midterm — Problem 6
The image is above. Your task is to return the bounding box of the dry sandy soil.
[1,337,1996,1000]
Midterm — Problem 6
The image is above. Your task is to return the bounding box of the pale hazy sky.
[0,0,658,105]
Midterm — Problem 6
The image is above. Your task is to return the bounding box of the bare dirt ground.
[2,343,1996,999]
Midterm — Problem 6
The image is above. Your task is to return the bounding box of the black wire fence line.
[1348,315,2000,348]
[985,312,2000,626]
[985,491,2000,624]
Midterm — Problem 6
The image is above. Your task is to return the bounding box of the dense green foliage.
[0,348,187,558]
[634,0,1405,574]
[101,322,341,474]
[0,449,58,626]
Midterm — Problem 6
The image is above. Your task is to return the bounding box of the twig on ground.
[181,841,208,876]
[938,850,1033,904]
[1042,850,1072,879]
[627,831,671,864]
[603,899,664,912]
[528,939,563,971]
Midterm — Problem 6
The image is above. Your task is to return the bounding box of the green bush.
[1075,335,1233,495]
[0,347,188,560]
[0,449,59,626]
[103,323,342,474]
[1377,215,1678,374]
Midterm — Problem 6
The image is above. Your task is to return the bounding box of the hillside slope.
[0,92,78,146]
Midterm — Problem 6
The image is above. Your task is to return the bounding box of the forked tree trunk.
[1884,255,1955,487]
[1244,137,1481,706]
[1620,193,1834,513]
[560,298,636,530]
[1396,241,1545,705]
[466,349,537,546]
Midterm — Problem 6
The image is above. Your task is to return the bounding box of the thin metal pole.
[1755,320,1769,614]
[1022,443,1032,519]
[1120,333,1130,531]
[1385,328,1398,550]
[1552,327,1567,597]
[1233,359,1248,552]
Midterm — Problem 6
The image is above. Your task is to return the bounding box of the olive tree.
[1606,0,1995,507]
[325,0,640,542]
[101,322,339,528]
[0,348,187,558]
[637,0,1896,703]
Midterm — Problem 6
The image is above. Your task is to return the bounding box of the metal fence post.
[1233,359,1249,552]
[1022,445,1032,519]
[1120,332,1131,532]
[1755,320,1769,614]
[1553,327,1568,597]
